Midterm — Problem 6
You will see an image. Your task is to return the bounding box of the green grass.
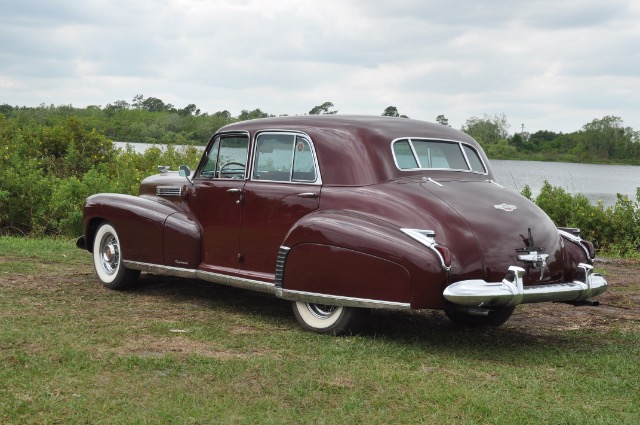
[1,237,639,424]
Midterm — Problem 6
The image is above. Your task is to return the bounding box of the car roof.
[217,115,491,185]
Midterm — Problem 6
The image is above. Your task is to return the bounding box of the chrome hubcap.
[306,303,338,320]
[99,235,119,275]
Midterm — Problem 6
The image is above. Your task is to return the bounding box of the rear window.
[392,139,486,173]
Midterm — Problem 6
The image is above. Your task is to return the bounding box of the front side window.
[197,135,249,179]
[392,138,486,173]
[253,133,318,182]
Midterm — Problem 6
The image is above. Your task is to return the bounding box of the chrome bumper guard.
[443,263,607,308]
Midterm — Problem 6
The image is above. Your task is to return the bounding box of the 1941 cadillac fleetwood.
[77,115,607,335]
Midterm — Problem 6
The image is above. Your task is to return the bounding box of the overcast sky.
[1,0,638,134]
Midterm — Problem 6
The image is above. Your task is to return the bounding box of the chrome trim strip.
[124,261,196,279]
[194,131,251,181]
[443,263,607,307]
[250,130,323,185]
[558,229,595,262]
[280,289,411,310]
[156,186,183,196]
[390,137,489,175]
[123,261,276,294]
[274,246,290,297]
[400,228,451,271]
[196,270,276,294]
[486,179,505,189]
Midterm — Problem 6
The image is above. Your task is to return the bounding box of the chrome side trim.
[196,270,276,294]
[558,229,595,262]
[123,261,276,294]
[400,228,451,271]
[280,289,411,310]
[274,246,291,297]
[443,263,607,307]
[486,179,505,189]
[124,261,196,279]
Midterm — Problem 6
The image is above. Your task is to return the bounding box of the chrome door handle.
[227,188,242,193]
[297,192,318,198]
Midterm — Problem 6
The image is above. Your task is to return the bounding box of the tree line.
[0,97,638,253]
[1,96,639,165]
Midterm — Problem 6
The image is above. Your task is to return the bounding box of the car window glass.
[462,145,486,173]
[292,137,316,182]
[253,134,295,181]
[197,135,248,179]
[393,139,484,173]
[393,140,419,169]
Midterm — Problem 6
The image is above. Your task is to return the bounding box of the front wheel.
[444,306,515,328]
[292,302,370,335]
[92,222,140,290]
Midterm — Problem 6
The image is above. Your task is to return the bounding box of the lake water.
[114,142,639,207]
[491,160,639,207]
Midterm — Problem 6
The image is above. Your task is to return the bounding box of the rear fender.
[279,210,447,309]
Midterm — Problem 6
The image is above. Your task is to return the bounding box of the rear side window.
[253,133,318,182]
[392,138,486,173]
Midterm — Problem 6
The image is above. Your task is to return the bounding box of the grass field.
[1,237,639,424]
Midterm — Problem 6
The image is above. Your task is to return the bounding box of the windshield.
[392,139,486,173]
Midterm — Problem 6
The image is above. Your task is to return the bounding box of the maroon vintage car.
[77,115,607,334]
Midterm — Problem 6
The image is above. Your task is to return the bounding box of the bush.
[523,182,640,255]
[0,116,199,236]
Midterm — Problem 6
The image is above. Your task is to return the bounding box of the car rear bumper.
[443,263,607,307]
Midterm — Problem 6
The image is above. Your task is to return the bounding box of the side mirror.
[179,165,191,177]
[179,165,194,185]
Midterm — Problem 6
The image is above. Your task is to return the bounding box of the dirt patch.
[507,258,640,332]
[1,256,638,335]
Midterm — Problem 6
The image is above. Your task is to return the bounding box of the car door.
[239,132,321,281]
[187,133,250,275]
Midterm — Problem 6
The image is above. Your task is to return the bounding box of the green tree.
[238,108,273,121]
[309,102,337,115]
[382,106,399,117]
[581,116,639,160]
[436,114,449,126]
[461,113,510,145]
[382,106,408,118]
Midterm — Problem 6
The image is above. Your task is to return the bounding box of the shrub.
[523,182,640,255]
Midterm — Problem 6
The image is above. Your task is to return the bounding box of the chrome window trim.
[194,131,251,180]
[250,130,323,185]
[390,137,489,175]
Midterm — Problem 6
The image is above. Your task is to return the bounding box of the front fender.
[280,210,448,309]
[83,193,187,265]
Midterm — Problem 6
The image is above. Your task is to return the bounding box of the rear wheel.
[444,306,515,328]
[292,302,370,335]
[92,222,140,290]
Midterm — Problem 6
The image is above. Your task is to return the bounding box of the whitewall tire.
[92,222,140,290]
[292,301,369,335]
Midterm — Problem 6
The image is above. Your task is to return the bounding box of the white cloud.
[0,0,638,133]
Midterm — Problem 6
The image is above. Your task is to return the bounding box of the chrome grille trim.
[156,186,183,196]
